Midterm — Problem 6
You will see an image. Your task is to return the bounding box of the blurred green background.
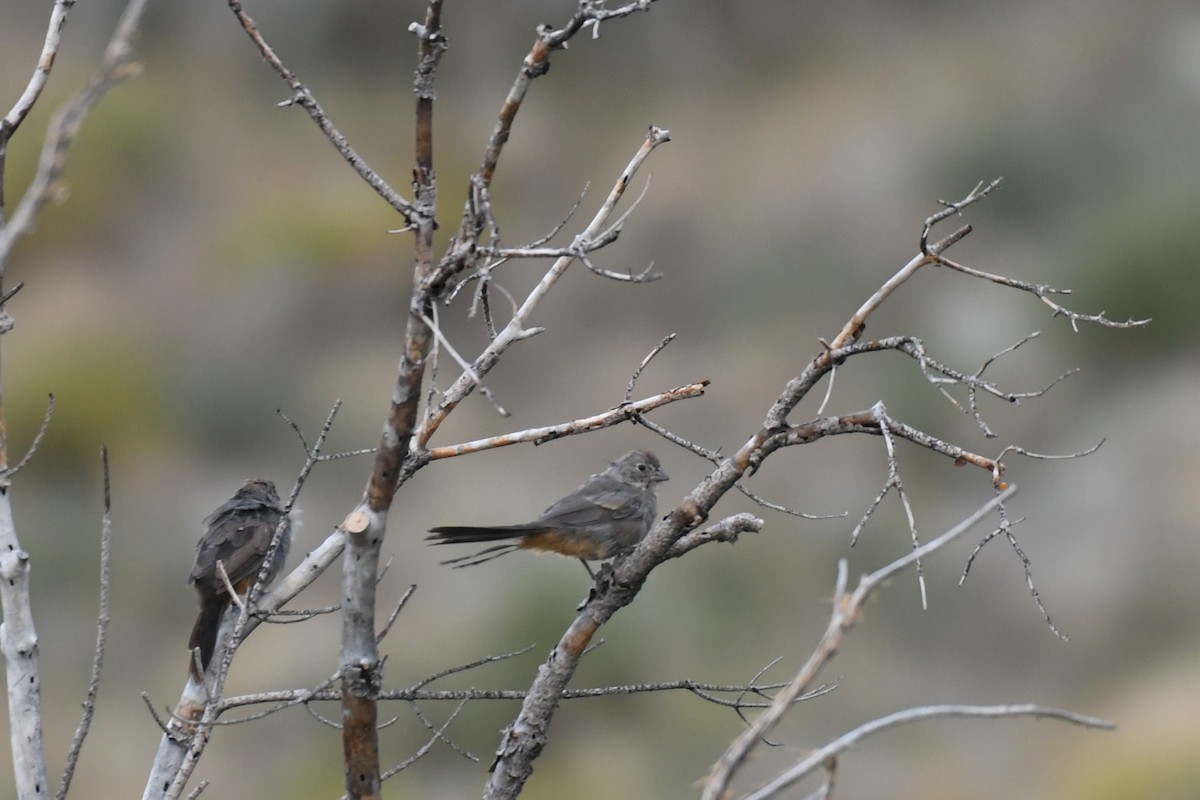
[0,0,1195,797]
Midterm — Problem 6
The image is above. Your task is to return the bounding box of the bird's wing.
[536,474,642,527]
[191,508,281,585]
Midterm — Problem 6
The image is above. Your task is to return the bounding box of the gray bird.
[427,450,668,576]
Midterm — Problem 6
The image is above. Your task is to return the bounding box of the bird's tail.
[188,591,227,680]
[425,525,552,544]
[426,525,550,568]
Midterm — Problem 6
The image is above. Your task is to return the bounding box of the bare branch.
[790,403,1005,485]
[139,693,177,738]
[405,699,479,764]
[416,127,671,452]
[960,514,1069,640]
[702,488,1017,799]
[578,251,661,283]
[743,703,1113,800]
[880,416,927,608]
[376,584,417,645]
[333,0,451,776]
[373,699,472,788]
[216,674,807,714]
[478,181,1120,795]
[0,0,151,267]
[57,448,113,800]
[934,253,1151,331]
[420,310,510,417]
[7,393,55,477]
[0,6,150,799]
[276,408,310,453]
[890,335,1079,431]
[625,333,676,400]
[530,183,590,248]
[423,380,706,460]
[473,2,659,190]
[0,512,50,797]
[636,413,835,520]
[994,439,1105,463]
[666,513,764,559]
[919,178,1003,255]
[410,645,539,693]
[214,561,244,613]
[223,1,419,224]
[1,1,74,139]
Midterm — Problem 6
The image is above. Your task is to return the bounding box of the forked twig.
[224,0,418,222]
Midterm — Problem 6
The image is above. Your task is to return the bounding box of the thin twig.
[8,393,55,477]
[880,415,926,608]
[960,513,1069,640]
[634,413,840,519]
[935,254,1150,331]
[372,699,472,789]
[410,645,539,692]
[217,675,809,712]
[277,408,309,453]
[402,698,478,765]
[57,448,113,800]
[225,0,418,222]
[376,584,417,644]
[625,333,676,401]
[919,178,1003,254]
[421,310,509,416]
[139,693,176,738]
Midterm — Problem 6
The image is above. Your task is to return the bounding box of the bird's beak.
[653,466,669,482]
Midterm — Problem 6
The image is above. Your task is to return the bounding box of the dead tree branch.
[743,703,1113,800]
[703,487,1018,798]
[224,0,420,224]
[0,2,149,798]
[423,380,709,460]
[414,125,672,450]
[481,178,1138,796]
[0,0,151,267]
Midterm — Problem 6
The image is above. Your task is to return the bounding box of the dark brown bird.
[427,450,668,575]
[187,479,289,679]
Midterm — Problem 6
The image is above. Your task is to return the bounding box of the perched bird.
[427,450,668,577]
[187,479,289,679]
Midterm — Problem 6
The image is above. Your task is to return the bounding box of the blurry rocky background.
[0,1,1195,797]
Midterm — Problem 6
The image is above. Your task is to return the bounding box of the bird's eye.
[637,464,647,471]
